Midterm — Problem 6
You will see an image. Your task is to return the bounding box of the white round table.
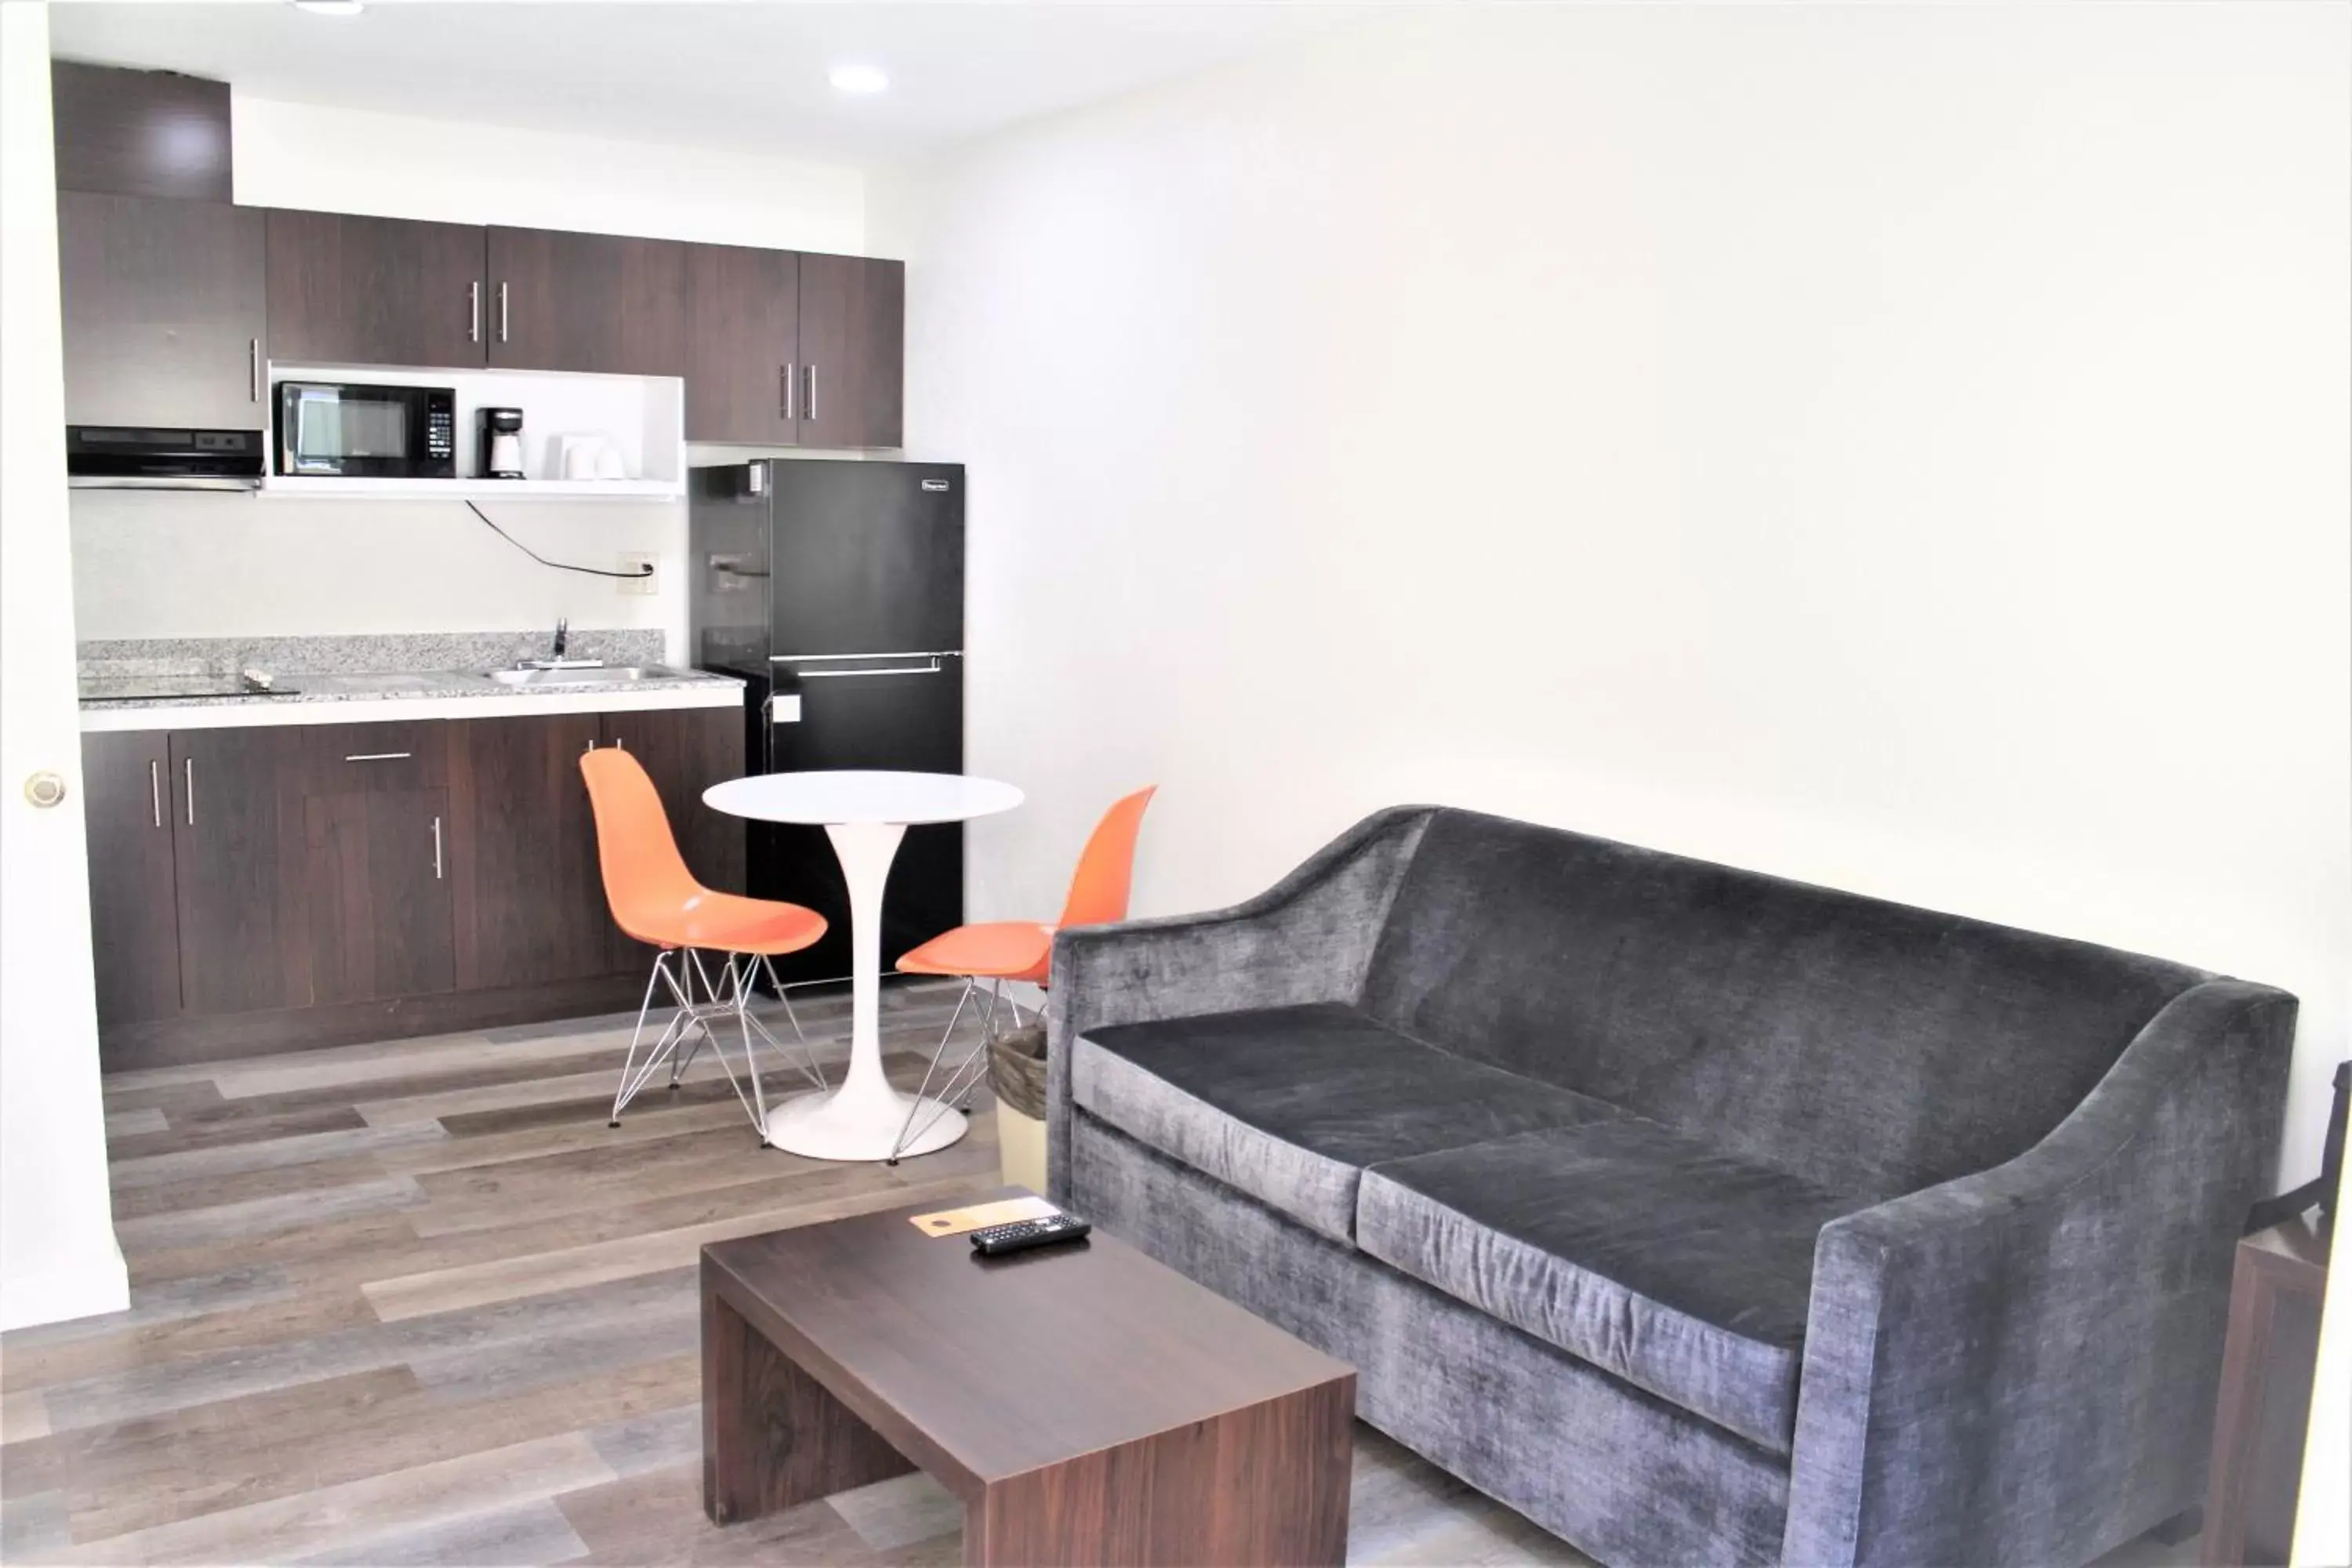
[702,770,1024,1161]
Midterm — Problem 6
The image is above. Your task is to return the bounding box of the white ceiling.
[46,1,1386,168]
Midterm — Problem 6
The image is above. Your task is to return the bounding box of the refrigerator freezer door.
[764,459,964,657]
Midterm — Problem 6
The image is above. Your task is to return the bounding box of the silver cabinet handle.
[184,758,194,826]
[469,281,481,343]
[498,281,509,343]
[343,751,412,763]
[800,664,937,678]
[149,758,162,829]
[783,362,795,420]
[804,363,816,423]
[249,338,261,402]
[432,815,444,880]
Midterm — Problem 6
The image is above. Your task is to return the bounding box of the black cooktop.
[79,676,303,702]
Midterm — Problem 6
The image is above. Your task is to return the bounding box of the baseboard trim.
[100,973,652,1072]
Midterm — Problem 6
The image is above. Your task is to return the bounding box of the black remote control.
[970,1213,1092,1257]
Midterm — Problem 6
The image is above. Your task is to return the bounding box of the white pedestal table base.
[759,818,972,1162]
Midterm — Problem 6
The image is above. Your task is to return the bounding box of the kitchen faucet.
[519,617,603,671]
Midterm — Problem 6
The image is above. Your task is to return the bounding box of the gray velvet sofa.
[1044,807,2295,1568]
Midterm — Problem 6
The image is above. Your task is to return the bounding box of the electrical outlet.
[617,552,658,596]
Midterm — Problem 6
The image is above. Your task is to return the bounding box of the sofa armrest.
[1042,805,1436,1202]
[1783,978,2296,1568]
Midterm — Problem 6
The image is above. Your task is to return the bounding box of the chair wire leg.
[720,954,771,1140]
[888,978,992,1163]
[611,952,677,1127]
[673,953,737,1087]
[745,955,829,1092]
[670,951,763,1137]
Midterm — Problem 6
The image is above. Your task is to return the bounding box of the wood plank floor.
[0,981,1593,1567]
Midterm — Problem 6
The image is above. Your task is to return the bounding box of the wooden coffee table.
[700,1188,1356,1566]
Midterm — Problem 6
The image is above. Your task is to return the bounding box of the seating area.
[1054,808,2298,1566]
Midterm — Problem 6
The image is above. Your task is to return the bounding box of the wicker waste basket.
[987,1024,1049,1192]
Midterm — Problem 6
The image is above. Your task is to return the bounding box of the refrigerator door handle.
[768,651,960,662]
[797,659,942,678]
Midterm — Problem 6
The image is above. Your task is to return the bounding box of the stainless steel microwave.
[274,380,456,477]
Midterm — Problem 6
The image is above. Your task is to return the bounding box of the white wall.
[233,96,863,252]
[72,93,874,652]
[71,492,684,648]
[871,1,2351,1192]
[1,2,128,1332]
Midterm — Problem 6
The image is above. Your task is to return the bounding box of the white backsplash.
[67,491,688,662]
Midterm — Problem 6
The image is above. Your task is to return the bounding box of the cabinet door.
[80,731,182,1029]
[600,707,747,973]
[486,227,687,376]
[305,787,456,1004]
[795,252,902,449]
[60,192,267,430]
[169,728,310,1016]
[267,210,488,369]
[448,713,612,989]
[682,242,799,445]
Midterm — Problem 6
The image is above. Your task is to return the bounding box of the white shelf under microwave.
[258,474,682,501]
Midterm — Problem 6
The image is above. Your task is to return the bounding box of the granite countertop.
[77,666,739,710]
[75,630,745,728]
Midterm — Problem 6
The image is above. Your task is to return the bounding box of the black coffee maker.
[477,408,524,479]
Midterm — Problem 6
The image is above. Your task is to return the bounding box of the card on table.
[909,1195,1060,1237]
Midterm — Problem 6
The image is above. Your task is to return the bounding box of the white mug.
[559,436,605,481]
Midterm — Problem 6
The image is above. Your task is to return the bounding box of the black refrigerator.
[689,459,965,985]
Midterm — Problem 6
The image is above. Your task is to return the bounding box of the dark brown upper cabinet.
[683,242,801,445]
[59,191,267,430]
[486,226,687,377]
[267,210,489,369]
[796,252,904,450]
[51,61,231,202]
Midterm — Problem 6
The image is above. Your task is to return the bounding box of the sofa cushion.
[1073,1003,1622,1244]
[1359,809,2205,1200]
[1358,1120,1869,1454]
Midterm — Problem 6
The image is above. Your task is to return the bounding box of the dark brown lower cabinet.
[448,712,611,991]
[86,704,750,1069]
[169,727,312,1018]
[305,787,456,1004]
[80,731,182,1028]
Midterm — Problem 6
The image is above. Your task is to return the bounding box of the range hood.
[66,426,263,491]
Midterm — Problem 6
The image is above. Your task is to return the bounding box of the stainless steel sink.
[485,666,674,687]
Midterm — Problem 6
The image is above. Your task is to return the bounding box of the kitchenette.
[56,60,953,1073]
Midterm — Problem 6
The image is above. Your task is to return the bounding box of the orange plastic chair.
[580,747,829,1134]
[891,786,1156,1152]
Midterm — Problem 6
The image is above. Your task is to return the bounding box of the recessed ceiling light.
[828,64,888,96]
[291,0,365,16]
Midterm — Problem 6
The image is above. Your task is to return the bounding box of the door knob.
[23,771,67,808]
